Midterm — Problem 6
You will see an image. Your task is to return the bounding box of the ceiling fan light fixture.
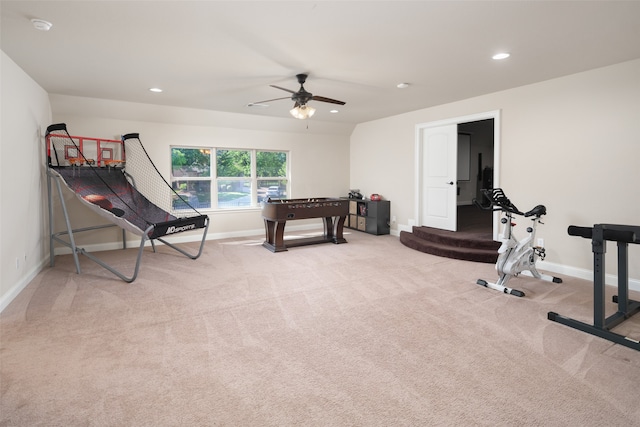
[290,105,316,120]
[250,74,343,119]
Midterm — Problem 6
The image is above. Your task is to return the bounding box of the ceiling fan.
[249,74,346,119]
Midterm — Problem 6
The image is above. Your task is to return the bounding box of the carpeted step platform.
[400,226,500,263]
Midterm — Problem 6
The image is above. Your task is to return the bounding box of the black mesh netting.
[47,125,207,239]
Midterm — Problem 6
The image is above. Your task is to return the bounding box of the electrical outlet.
[392,216,396,223]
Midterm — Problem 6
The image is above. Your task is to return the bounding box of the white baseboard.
[535,260,640,293]
[0,258,48,313]
[52,224,320,256]
[396,224,412,234]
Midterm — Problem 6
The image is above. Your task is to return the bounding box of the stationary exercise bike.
[474,188,562,297]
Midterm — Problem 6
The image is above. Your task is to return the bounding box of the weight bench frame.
[548,224,640,351]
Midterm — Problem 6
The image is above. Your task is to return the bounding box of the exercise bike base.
[476,279,525,297]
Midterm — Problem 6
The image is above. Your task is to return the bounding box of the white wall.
[351,59,640,286]
[48,95,351,250]
[0,51,52,312]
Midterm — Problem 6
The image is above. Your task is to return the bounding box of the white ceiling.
[2,1,640,126]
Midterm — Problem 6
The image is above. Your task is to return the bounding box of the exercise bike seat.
[524,204,546,218]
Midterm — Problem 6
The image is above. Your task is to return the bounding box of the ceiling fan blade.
[248,96,291,105]
[270,85,296,94]
[311,95,346,105]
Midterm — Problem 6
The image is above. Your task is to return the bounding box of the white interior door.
[420,124,457,231]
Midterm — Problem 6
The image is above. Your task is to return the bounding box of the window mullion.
[212,148,218,209]
[251,150,257,205]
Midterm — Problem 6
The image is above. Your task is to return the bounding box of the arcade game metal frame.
[46,123,209,282]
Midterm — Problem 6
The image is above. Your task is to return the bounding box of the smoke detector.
[31,19,53,31]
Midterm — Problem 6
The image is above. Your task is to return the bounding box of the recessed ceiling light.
[396,83,410,89]
[149,87,163,93]
[492,53,510,60]
[330,109,339,114]
[31,19,53,31]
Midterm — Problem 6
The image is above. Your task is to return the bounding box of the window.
[171,148,212,209]
[216,149,251,208]
[170,146,288,210]
[257,151,288,203]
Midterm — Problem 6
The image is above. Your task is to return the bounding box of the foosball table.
[261,197,349,252]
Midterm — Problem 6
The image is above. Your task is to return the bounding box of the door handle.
[446,181,454,185]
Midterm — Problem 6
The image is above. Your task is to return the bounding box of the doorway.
[415,111,499,237]
[457,118,495,233]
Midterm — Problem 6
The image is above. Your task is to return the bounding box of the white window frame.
[170,146,289,211]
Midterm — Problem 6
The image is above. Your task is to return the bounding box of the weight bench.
[548,224,640,351]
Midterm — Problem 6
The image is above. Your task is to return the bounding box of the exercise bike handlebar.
[473,188,548,218]
[474,188,524,215]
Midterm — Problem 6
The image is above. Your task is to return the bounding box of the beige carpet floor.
[1,229,640,426]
